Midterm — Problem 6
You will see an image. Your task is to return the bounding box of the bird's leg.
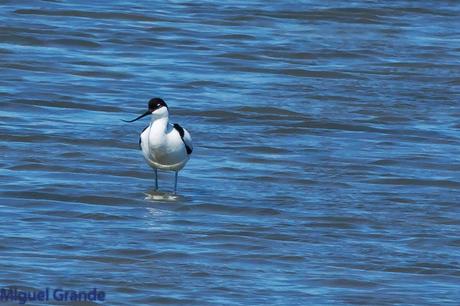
[154,169,159,190]
[174,171,178,194]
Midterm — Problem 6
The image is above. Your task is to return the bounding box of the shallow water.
[1,1,460,305]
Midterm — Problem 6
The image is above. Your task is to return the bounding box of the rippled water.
[1,1,460,305]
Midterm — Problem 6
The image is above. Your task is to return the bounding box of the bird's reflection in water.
[144,188,182,202]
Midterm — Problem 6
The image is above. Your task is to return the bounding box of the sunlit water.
[1,1,460,305]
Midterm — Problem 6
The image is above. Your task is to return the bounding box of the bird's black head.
[148,97,168,112]
[123,97,168,123]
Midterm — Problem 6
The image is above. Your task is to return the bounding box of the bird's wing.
[173,123,193,154]
[182,127,193,153]
[139,125,149,150]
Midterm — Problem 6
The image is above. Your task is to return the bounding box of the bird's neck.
[150,115,169,132]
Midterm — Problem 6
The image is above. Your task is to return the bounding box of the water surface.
[1,1,460,305]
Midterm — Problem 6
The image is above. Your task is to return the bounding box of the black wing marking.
[139,125,149,150]
[173,123,193,155]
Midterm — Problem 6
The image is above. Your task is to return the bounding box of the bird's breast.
[140,127,188,170]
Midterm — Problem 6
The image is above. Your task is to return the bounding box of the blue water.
[1,1,460,305]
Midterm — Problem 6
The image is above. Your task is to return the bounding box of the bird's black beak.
[122,110,151,123]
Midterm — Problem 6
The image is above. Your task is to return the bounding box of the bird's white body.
[125,97,192,193]
[139,107,192,172]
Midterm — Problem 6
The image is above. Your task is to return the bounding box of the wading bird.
[124,98,193,193]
